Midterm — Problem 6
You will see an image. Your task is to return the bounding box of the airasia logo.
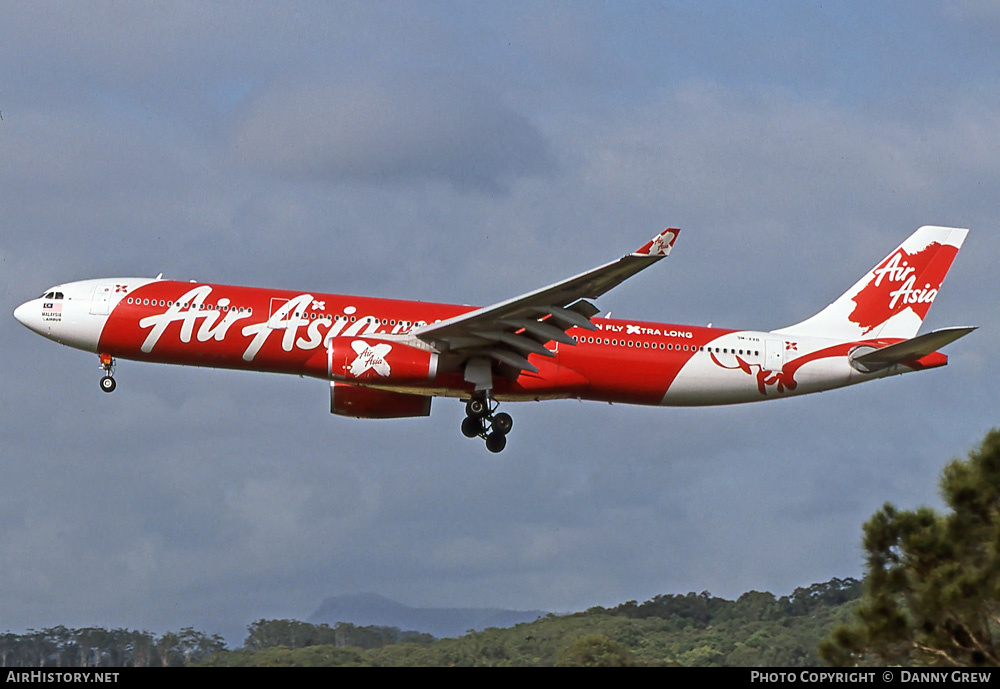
[137,285,422,361]
[849,242,956,334]
[647,230,676,256]
[349,341,392,377]
[871,252,938,310]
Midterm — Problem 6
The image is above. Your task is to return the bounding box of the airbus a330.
[14,225,974,452]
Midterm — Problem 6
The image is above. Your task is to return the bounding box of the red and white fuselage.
[13,226,974,451]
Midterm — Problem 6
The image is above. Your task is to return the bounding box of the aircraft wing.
[412,228,679,386]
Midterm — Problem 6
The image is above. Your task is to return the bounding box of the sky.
[1,1,998,645]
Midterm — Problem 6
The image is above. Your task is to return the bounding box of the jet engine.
[330,381,431,418]
[328,337,438,384]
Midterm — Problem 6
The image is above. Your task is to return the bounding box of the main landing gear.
[461,395,513,453]
[99,353,116,393]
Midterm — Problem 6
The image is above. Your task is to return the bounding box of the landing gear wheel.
[461,416,484,438]
[98,353,117,393]
[492,412,513,435]
[466,398,488,418]
[461,395,512,451]
[485,432,507,453]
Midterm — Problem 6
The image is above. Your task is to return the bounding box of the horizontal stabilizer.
[851,326,977,367]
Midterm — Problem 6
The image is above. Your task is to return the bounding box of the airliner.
[13,225,974,452]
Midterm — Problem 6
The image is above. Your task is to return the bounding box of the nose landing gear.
[99,353,116,393]
[462,395,514,453]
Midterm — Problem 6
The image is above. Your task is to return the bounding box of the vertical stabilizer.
[774,226,968,340]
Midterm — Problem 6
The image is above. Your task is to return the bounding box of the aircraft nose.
[13,300,41,333]
[14,301,30,326]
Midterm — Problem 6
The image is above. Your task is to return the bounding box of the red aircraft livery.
[14,226,974,452]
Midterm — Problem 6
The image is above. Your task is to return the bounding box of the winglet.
[634,228,680,257]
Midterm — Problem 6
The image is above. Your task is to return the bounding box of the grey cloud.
[228,76,556,193]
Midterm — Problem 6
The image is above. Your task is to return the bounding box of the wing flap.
[500,318,577,346]
[484,347,539,373]
[472,330,557,357]
[531,304,598,331]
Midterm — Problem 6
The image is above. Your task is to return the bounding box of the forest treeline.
[0,627,225,667]
[205,577,864,667]
[0,621,432,668]
[0,578,863,667]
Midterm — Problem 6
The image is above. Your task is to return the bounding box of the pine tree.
[821,429,1000,666]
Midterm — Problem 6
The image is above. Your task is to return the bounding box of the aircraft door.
[89,284,113,315]
[764,339,784,373]
[268,298,288,328]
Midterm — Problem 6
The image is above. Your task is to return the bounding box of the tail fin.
[775,226,968,340]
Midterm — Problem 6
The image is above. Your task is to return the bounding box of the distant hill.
[308,593,548,639]
[201,578,866,666]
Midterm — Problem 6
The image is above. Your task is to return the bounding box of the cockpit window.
[40,291,64,300]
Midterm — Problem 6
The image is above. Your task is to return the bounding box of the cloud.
[228,75,556,193]
[575,80,998,228]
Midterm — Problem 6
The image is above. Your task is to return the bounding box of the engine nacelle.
[330,382,432,418]
[328,337,438,384]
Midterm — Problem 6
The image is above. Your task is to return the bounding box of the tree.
[156,631,182,667]
[176,627,226,664]
[0,633,17,667]
[127,631,159,667]
[821,429,1000,666]
[556,634,634,667]
[245,620,323,651]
